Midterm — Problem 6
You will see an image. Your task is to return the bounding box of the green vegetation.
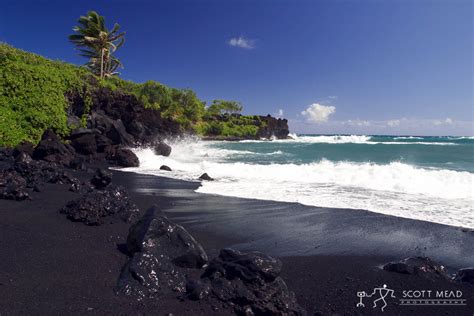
[69,11,125,78]
[0,43,264,146]
[206,100,243,116]
[196,115,262,138]
[0,43,90,146]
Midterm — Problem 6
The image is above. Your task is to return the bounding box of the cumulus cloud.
[228,36,255,49]
[345,119,371,127]
[387,119,400,127]
[301,103,336,123]
[434,118,454,126]
[275,109,284,118]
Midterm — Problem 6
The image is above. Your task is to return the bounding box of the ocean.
[124,134,474,229]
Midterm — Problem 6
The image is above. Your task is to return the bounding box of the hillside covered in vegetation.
[0,43,288,147]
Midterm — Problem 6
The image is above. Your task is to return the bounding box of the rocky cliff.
[257,115,290,139]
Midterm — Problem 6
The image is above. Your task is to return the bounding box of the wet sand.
[0,167,472,315]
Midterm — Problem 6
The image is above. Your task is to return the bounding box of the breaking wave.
[121,139,474,229]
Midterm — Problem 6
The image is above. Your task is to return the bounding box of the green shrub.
[0,43,89,146]
[0,43,264,146]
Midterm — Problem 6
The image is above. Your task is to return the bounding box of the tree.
[69,11,125,78]
[207,100,243,116]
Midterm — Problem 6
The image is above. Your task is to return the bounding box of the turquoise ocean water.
[126,134,474,229]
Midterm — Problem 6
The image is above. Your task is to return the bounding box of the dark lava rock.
[199,173,214,181]
[0,170,30,201]
[117,206,207,299]
[70,130,98,155]
[69,157,86,170]
[126,206,208,268]
[160,165,172,171]
[117,251,187,299]
[383,257,448,279]
[91,88,181,144]
[91,169,112,189]
[454,268,474,285]
[61,185,139,225]
[12,141,34,159]
[107,148,139,167]
[12,159,80,190]
[154,142,172,157]
[257,115,290,139]
[106,119,134,146]
[202,248,282,282]
[32,130,74,165]
[194,248,304,315]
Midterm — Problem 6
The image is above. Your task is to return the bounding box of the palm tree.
[69,11,125,78]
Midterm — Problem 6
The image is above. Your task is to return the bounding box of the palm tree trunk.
[100,48,104,78]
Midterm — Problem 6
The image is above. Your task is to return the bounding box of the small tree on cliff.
[69,11,125,78]
[207,100,243,116]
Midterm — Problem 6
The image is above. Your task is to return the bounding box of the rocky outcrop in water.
[257,115,290,139]
[154,142,172,157]
[199,173,214,181]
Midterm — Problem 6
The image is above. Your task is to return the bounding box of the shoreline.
[1,159,473,314]
[113,169,474,269]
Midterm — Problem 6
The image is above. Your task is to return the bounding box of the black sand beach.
[1,166,473,315]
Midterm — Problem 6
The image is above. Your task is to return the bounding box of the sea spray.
[121,135,474,229]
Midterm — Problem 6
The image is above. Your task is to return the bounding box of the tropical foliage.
[0,43,264,146]
[0,43,89,146]
[206,100,243,116]
[69,11,125,78]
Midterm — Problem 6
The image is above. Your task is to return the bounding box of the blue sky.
[1,0,472,135]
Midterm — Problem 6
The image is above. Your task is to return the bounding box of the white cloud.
[275,109,284,118]
[228,36,255,49]
[301,103,336,123]
[387,119,400,127]
[433,118,453,126]
[345,119,371,127]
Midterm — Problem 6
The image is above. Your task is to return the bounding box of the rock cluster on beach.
[61,185,139,225]
[117,206,305,315]
[0,144,305,314]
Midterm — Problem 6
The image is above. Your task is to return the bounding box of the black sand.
[0,167,473,315]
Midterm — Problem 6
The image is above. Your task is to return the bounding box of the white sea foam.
[122,140,474,229]
[393,136,424,140]
[240,135,457,145]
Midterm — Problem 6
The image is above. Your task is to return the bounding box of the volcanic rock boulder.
[32,130,74,165]
[61,185,139,225]
[12,141,34,160]
[199,173,214,181]
[126,206,208,268]
[107,147,139,167]
[117,206,208,299]
[69,129,98,155]
[189,248,304,315]
[455,268,474,285]
[160,165,172,171]
[90,169,112,189]
[154,142,172,157]
[0,170,29,201]
[383,257,448,280]
[13,160,80,190]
